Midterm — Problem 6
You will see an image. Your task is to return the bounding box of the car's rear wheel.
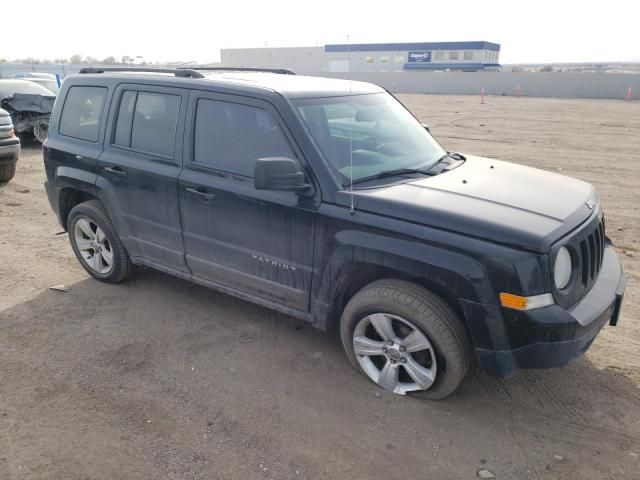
[0,161,16,182]
[340,279,472,400]
[67,200,132,283]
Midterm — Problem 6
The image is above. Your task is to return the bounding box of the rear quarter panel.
[44,78,114,226]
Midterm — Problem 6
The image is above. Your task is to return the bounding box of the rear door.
[96,84,188,271]
[178,92,317,311]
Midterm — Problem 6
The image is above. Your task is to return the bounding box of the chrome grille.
[579,217,605,287]
[554,213,605,308]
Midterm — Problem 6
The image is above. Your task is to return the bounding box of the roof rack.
[183,67,296,75]
[78,67,205,78]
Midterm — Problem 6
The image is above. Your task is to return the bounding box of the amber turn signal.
[499,292,554,311]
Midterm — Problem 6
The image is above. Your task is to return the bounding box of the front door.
[97,84,188,271]
[178,92,316,311]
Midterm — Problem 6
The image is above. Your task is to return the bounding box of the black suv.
[43,67,627,399]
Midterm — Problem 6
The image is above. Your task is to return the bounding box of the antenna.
[347,34,355,215]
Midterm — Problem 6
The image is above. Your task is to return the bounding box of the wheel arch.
[332,262,469,332]
[58,187,98,229]
[311,233,497,345]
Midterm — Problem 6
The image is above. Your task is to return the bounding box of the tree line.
[0,55,150,65]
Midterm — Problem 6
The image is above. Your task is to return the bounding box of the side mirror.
[254,157,311,193]
[421,123,430,133]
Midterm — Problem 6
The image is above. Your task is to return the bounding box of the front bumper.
[471,246,627,378]
[0,139,20,162]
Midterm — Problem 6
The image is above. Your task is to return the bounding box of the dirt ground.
[0,95,638,480]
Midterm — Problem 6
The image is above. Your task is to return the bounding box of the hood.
[1,93,55,114]
[344,155,597,252]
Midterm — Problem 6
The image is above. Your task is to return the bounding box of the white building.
[221,41,501,74]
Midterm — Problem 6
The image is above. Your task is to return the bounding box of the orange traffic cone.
[625,87,632,101]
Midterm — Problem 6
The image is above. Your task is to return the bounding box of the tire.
[67,199,133,283]
[340,279,472,400]
[0,161,16,182]
[34,123,49,143]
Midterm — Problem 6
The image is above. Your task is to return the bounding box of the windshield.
[0,80,56,99]
[294,93,445,184]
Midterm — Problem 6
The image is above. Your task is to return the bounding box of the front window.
[294,93,446,184]
[194,98,294,177]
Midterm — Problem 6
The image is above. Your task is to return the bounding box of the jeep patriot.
[43,67,627,399]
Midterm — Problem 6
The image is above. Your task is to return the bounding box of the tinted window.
[114,91,136,147]
[130,92,180,157]
[59,86,107,142]
[194,99,294,176]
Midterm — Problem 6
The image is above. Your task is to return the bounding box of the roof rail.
[183,67,296,75]
[78,67,205,78]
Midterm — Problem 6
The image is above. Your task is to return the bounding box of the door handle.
[185,187,216,201]
[104,166,127,177]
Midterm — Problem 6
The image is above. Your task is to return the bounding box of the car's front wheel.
[67,200,133,283]
[0,161,16,183]
[340,279,472,400]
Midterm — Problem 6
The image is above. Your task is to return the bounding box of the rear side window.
[59,86,107,142]
[112,90,180,158]
[193,99,294,177]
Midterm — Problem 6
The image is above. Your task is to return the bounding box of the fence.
[315,71,640,100]
[0,63,85,78]
[1,63,638,100]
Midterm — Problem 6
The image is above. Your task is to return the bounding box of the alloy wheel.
[353,313,437,395]
[73,218,114,274]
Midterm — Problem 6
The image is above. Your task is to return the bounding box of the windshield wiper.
[349,168,435,186]
[446,151,466,161]
[424,152,466,174]
[347,152,466,186]
[434,152,466,164]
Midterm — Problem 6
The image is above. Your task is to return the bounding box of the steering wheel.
[375,142,405,156]
[361,136,380,150]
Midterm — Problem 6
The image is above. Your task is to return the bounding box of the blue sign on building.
[408,51,432,63]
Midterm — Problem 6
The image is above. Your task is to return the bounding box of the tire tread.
[0,161,17,183]
[67,199,133,283]
[340,279,472,400]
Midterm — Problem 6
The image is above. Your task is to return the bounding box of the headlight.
[554,247,572,290]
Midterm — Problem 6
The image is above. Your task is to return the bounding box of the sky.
[3,0,639,64]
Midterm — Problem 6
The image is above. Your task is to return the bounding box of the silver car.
[0,107,20,182]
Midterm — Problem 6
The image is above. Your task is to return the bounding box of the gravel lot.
[1,95,638,480]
